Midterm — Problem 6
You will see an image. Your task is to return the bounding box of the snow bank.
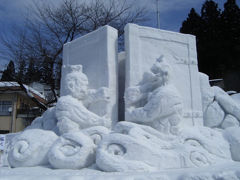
[8,129,58,168]
[48,131,95,169]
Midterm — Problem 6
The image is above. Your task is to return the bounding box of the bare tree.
[0,0,148,105]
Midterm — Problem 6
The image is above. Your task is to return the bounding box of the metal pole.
[156,0,160,29]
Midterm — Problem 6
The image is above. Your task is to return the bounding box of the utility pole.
[156,0,160,29]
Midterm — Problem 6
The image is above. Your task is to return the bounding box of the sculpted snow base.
[5,62,240,172]
[2,24,240,173]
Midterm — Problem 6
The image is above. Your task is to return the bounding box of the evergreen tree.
[180,0,240,91]
[1,61,16,81]
[221,0,240,70]
[180,8,203,37]
[200,0,222,78]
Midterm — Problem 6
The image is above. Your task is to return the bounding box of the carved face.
[65,72,89,100]
[151,58,171,85]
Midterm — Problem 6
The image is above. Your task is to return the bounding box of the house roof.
[0,81,47,104]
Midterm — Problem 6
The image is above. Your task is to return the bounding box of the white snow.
[199,72,214,113]
[56,95,110,134]
[204,101,224,127]
[221,114,239,129]
[223,127,240,161]
[82,126,111,145]
[231,93,240,105]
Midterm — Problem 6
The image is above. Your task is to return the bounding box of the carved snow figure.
[125,56,183,135]
[56,65,111,134]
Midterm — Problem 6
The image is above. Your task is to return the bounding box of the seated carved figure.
[56,65,111,134]
[125,56,183,135]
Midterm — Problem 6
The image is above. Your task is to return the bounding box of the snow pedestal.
[124,24,203,130]
[61,25,118,127]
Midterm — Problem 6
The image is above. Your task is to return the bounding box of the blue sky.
[0,0,239,70]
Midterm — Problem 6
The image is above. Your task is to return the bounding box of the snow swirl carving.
[8,129,58,168]
[82,126,111,145]
[125,56,183,135]
[48,131,96,169]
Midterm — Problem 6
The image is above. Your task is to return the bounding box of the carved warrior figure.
[56,65,111,134]
[125,56,183,135]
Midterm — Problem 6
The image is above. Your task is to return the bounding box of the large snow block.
[124,24,203,127]
[61,26,118,127]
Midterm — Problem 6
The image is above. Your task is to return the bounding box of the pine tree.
[221,0,240,69]
[180,8,203,37]
[1,61,16,81]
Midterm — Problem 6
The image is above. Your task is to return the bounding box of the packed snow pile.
[1,24,240,179]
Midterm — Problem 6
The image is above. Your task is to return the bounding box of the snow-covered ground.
[0,162,240,180]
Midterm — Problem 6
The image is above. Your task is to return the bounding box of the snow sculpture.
[26,107,59,134]
[199,73,240,129]
[4,24,240,176]
[48,131,95,169]
[8,129,58,168]
[61,25,118,127]
[96,122,232,172]
[82,126,111,145]
[125,56,183,135]
[56,65,111,134]
[125,23,203,127]
[223,127,240,161]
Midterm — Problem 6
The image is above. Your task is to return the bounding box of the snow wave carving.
[82,126,111,145]
[8,129,58,168]
[48,131,96,169]
[96,122,232,171]
[125,56,183,135]
[96,133,159,172]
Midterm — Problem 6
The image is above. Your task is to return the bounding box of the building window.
[0,101,12,115]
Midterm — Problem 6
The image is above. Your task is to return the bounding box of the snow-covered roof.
[0,81,46,100]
